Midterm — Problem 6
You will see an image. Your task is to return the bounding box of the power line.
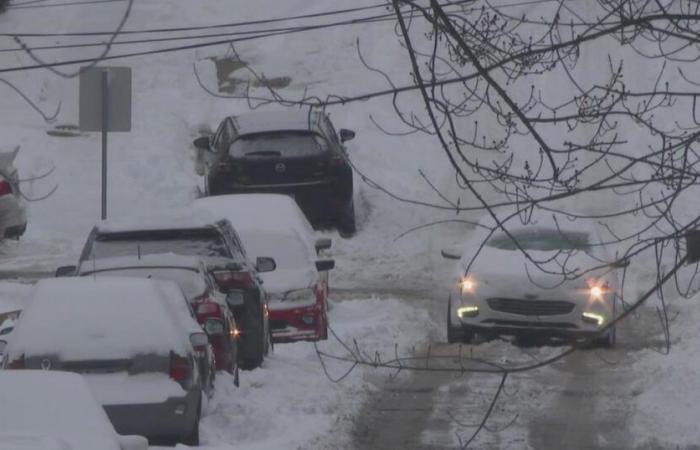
[7,0,125,9]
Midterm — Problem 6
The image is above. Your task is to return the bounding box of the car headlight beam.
[457,305,479,319]
[582,311,605,326]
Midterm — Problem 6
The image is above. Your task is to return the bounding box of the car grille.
[486,298,575,316]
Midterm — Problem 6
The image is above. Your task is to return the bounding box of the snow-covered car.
[444,215,624,347]
[1,278,207,445]
[194,194,335,343]
[58,212,274,369]
[194,193,333,255]
[0,147,27,239]
[0,371,148,450]
[78,254,239,375]
[194,110,357,235]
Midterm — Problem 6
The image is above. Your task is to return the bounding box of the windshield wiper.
[244,150,281,156]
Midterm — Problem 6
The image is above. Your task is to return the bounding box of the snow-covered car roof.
[95,208,227,233]
[7,278,192,361]
[0,371,126,450]
[193,193,315,241]
[230,110,324,136]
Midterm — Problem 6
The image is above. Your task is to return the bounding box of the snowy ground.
[2,0,700,448]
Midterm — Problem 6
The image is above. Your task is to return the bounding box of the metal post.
[101,69,109,220]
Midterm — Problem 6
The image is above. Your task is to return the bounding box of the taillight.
[328,156,344,167]
[196,301,221,315]
[7,354,25,369]
[213,270,255,290]
[0,181,12,196]
[169,352,190,382]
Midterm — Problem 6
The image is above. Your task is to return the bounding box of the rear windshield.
[487,228,590,251]
[89,230,230,259]
[229,131,327,158]
[83,267,208,300]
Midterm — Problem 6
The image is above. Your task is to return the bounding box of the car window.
[241,230,315,270]
[487,228,590,251]
[89,231,231,259]
[229,131,328,158]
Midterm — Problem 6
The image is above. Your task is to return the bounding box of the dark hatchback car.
[194,110,357,235]
[56,216,274,369]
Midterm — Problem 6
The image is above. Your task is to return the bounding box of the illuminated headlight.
[460,277,477,294]
[284,288,316,303]
[457,305,479,318]
[582,312,605,326]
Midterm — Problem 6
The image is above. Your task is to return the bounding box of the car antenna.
[137,244,141,260]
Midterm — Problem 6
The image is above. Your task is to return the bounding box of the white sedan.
[0,371,148,450]
[444,216,624,347]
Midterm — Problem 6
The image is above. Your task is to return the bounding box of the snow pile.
[0,281,30,316]
[199,296,437,450]
[0,371,123,450]
[631,293,700,447]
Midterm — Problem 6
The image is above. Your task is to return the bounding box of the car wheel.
[181,403,200,446]
[320,313,329,341]
[596,326,616,348]
[447,299,474,344]
[338,201,356,237]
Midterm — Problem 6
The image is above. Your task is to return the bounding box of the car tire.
[338,201,356,238]
[181,403,200,446]
[447,299,474,344]
[596,326,616,348]
[238,304,265,369]
[320,313,329,341]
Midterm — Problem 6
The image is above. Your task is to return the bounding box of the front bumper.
[103,390,200,441]
[450,291,613,338]
[209,178,351,224]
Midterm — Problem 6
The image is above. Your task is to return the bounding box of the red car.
[194,299,239,374]
[238,226,334,343]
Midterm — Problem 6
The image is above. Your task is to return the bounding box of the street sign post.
[79,66,132,220]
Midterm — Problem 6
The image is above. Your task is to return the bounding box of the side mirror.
[193,136,211,151]
[256,256,276,273]
[225,291,245,308]
[189,332,208,348]
[117,434,149,450]
[441,249,461,260]
[204,319,225,336]
[339,128,356,143]
[315,238,332,254]
[315,259,335,272]
[687,230,700,263]
[55,265,77,277]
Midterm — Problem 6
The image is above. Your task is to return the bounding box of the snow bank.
[631,293,700,447]
[0,371,121,450]
[198,296,438,449]
[0,281,30,316]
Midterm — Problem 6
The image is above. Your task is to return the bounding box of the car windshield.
[83,267,208,300]
[229,131,327,158]
[486,228,591,251]
[241,230,313,270]
[89,230,230,259]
